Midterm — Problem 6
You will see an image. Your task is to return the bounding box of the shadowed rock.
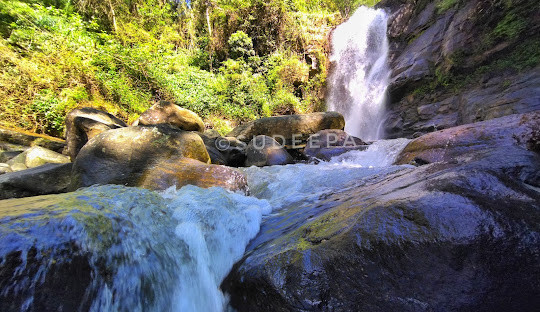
[396,111,540,165]
[304,129,369,161]
[0,126,65,153]
[245,135,294,167]
[65,107,127,160]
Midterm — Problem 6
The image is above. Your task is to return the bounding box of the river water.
[0,139,409,312]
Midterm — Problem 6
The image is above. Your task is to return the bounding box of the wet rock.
[245,135,294,167]
[133,101,205,132]
[65,107,127,160]
[71,125,210,189]
[223,144,540,312]
[0,126,65,153]
[198,133,247,167]
[0,163,73,199]
[138,157,248,194]
[396,111,540,165]
[304,129,368,161]
[227,112,345,146]
[0,186,182,311]
[7,146,70,169]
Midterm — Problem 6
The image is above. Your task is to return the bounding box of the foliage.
[0,0,360,137]
[492,13,527,40]
[228,31,255,60]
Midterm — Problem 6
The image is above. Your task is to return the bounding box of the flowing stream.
[327,7,390,141]
[0,139,410,312]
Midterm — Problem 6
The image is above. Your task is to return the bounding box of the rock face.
[71,125,210,189]
[134,101,205,132]
[227,112,346,146]
[304,129,368,161]
[138,157,249,194]
[378,0,540,138]
[0,163,73,199]
[7,146,70,169]
[222,113,540,311]
[65,107,127,160]
[245,135,294,167]
[397,111,540,165]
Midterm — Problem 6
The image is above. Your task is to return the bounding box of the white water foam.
[327,6,390,140]
[163,186,271,312]
[243,138,410,209]
[3,139,409,312]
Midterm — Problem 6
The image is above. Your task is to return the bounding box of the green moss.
[412,38,540,97]
[492,13,527,40]
[436,0,460,14]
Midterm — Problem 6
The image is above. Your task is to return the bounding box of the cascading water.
[327,6,390,141]
[0,139,410,312]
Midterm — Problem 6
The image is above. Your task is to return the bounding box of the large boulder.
[133,101,205,132]
[65,107,127,160]
[396,111,540,165]
[227,112,345,146]
[138,157,248,194]
[71,125,210,189]
[245,135,294,167]
[0,186,182,311]
[7,146,70,169]
[304,129,369,161]
[0,163,73,199]
[223,141,540,312]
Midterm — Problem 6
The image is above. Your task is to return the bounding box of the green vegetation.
[412,0,538,98]
[436,0,461,14]
[412,38,540,97]
[0,0,380,136]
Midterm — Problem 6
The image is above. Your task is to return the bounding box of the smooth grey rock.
[0,163,73,199]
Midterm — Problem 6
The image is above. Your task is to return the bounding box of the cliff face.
[378,0,540,138]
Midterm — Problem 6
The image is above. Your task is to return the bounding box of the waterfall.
[327,6,390,141]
